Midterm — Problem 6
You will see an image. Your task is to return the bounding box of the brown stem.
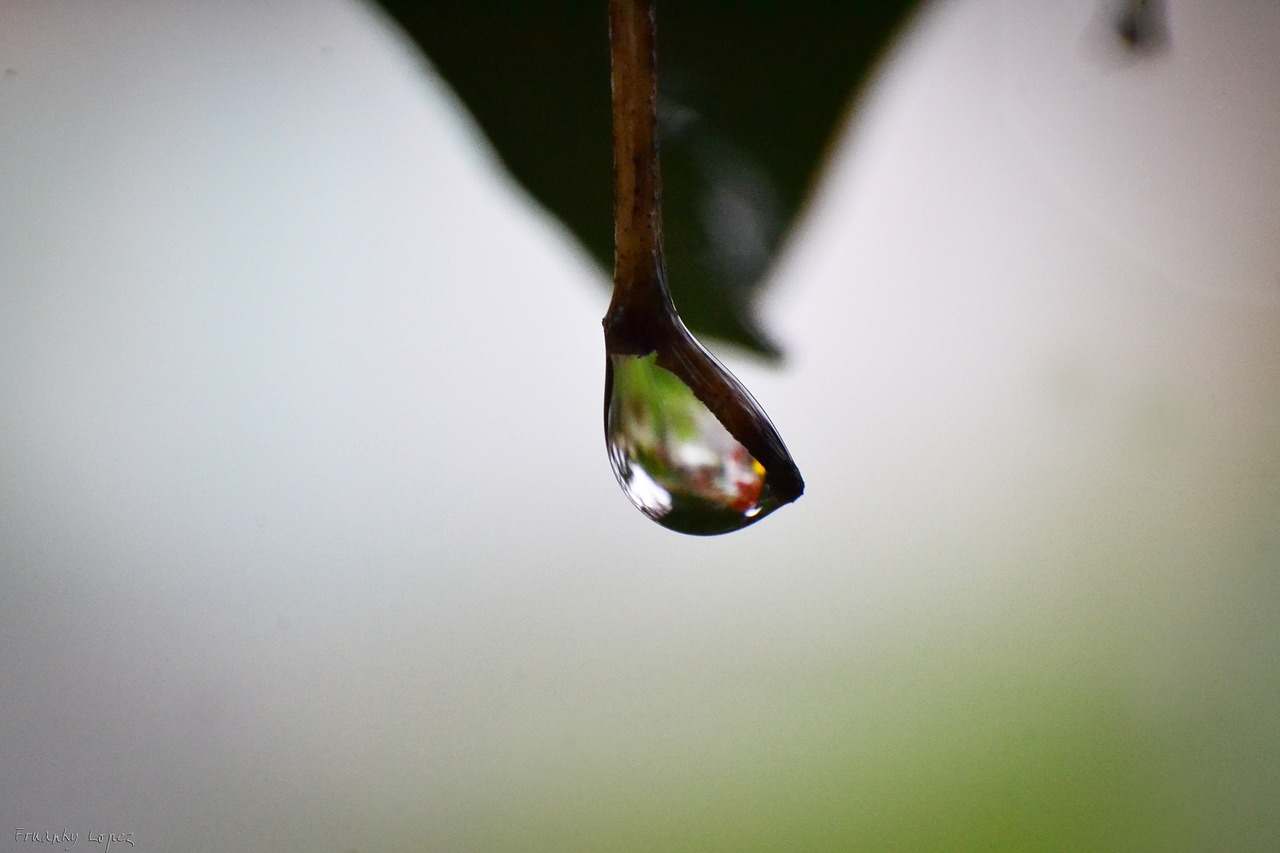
[601,0,804,508]
[605,0,677,352]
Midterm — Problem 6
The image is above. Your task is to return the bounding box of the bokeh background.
[2,1,1278,850]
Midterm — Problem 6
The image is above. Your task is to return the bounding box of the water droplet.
[606,350,799,535]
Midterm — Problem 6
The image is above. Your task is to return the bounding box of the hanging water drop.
[604,0,802,534]
[606,351,793,535]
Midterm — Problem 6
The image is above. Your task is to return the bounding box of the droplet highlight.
[606,352,786,535]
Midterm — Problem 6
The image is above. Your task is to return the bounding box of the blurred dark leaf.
[371,1,919,359]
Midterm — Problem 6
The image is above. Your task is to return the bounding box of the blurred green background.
[1,1,1277,851]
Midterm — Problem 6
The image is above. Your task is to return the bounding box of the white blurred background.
[2,1,1277,850]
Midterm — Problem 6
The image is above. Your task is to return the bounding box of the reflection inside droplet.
[605,352,784,535]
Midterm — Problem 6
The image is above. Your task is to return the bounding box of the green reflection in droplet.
[606,352,782,535]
